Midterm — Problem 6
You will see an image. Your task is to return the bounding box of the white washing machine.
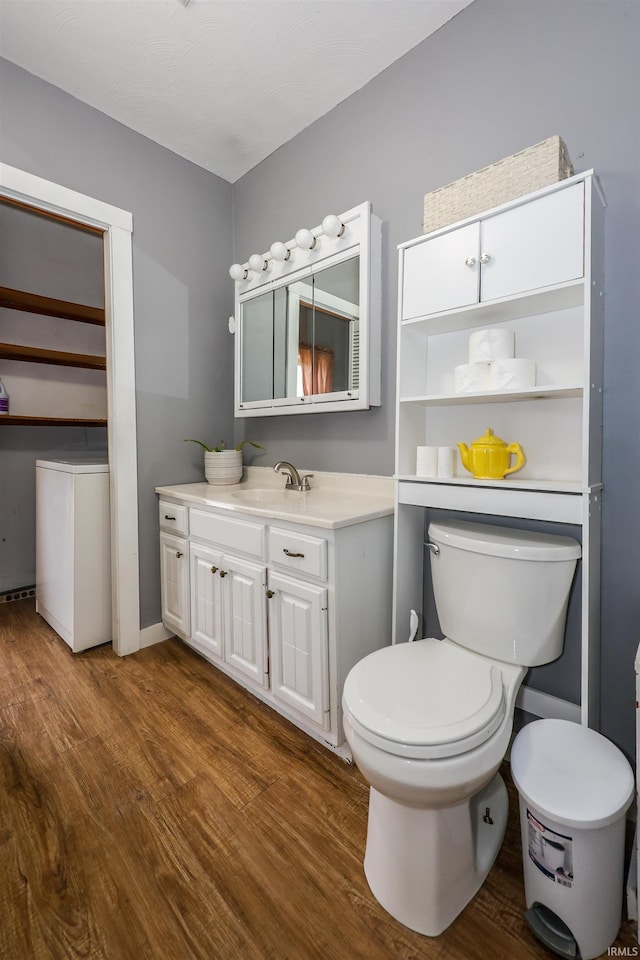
[36,458,111,652]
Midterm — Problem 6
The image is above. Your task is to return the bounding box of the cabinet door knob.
[266,589,275,599]
[465,256,476,267]
[479,253,491,263]
[219,569,227,577]
[210,565,218,574]
[175,550,183,558]
[283,549,305,558]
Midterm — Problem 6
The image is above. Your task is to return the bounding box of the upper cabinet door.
[479,182,584,302]
[402,223,480,319]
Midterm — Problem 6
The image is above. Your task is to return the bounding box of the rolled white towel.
[468,328,515,363]
[489,358,536,390]
[416,446,438,477]
[454,362,490,393]
[437,446,456,479]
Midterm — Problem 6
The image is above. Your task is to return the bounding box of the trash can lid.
[510,719,634,829]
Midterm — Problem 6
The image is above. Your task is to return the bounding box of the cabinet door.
[267,571,329,730]
[160,532,190,639]
[222,555,268,687]
[480,182,584,302]
[190,541,224,659]
[402,223,479,319]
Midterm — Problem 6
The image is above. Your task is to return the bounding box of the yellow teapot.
[457,428,526,480]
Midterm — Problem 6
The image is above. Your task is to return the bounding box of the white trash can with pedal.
[511,718,634,960]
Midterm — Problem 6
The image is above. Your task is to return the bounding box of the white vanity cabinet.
[189,541,268,685]
[395,171,605,727]
[159,501,190,639]
[156,479,394,756]
[188,507,268,687]
[266,525,330,729]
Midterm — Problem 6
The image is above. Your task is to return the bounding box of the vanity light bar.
[229,213,346,282]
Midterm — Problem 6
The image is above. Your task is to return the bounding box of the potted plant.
[184,438,264,486]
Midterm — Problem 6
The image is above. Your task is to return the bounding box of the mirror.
[233,202,380,416]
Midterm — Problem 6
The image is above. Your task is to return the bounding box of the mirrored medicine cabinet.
[231,202,381,417]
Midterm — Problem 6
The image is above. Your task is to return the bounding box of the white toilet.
[342,519,581,937]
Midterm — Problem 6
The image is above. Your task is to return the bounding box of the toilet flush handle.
[425,541,440,556]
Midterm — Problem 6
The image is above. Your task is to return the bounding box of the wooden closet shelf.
[0,286,105,325]
[0,415,107,427]
[0,342,106,369]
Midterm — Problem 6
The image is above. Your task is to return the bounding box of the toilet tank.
[428,520,581,666]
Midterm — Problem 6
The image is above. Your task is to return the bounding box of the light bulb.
[229,263,248,281]
[322,214,345,238]
[295,228,316,250]
[270,241,290,262]
[248,254,267,273]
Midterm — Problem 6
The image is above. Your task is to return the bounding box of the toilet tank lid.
[428,520,581,562]
[510,719,634,829]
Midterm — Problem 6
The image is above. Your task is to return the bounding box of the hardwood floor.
[1,599,636,960]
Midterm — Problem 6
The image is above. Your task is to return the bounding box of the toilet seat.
[343,638,506,760]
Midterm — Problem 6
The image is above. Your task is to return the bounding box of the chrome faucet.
[274,461,314,492]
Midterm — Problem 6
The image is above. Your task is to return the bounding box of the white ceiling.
[0,0,472,183]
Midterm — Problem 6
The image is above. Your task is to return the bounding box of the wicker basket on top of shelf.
[423,135,574,234]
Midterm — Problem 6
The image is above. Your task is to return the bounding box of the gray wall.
[0,57,235,627]
[230,0,640,758]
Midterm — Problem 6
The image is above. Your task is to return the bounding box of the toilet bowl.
[342,519,581,937]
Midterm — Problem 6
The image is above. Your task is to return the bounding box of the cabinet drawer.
[269,527,327,580]
[159,500,189,536]
[190,508,265,559]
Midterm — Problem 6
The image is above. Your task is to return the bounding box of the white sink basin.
[231,488,303,505]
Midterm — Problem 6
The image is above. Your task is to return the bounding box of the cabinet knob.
[219,569,227,578]
[210,565,218,574]
[465,257,476,267]
[266,589,275,599]
[479,253,491,264]
[175,550,183,559]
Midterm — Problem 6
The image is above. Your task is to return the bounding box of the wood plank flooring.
[1,598,637,960]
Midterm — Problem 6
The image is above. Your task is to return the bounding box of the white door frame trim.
[0,162,140,656]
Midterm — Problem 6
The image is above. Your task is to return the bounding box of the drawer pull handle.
[283,549,305,558]
[175,551,183,559]
[266,589,275,599]
[219,570,227,578]
[164,514,176,521]
[210,565,218,574]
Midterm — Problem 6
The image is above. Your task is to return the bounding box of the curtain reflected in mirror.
[299,342,334,395]
[292,257,359,397]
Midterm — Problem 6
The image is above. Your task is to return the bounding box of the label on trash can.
[526,809,574,888]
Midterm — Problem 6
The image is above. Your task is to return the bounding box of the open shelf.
[0,342,106,369]
[401,279,584,336]
[399,384,583,406]
[0,415,107,427]
[0,286,105,326]
[396,474,589,494]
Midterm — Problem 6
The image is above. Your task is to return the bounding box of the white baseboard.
[139,621,173,649]
[516,686,581,724]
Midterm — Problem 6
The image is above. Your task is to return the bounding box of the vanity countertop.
[156,467,394,530]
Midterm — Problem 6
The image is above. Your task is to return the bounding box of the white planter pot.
[204,450,243,485]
